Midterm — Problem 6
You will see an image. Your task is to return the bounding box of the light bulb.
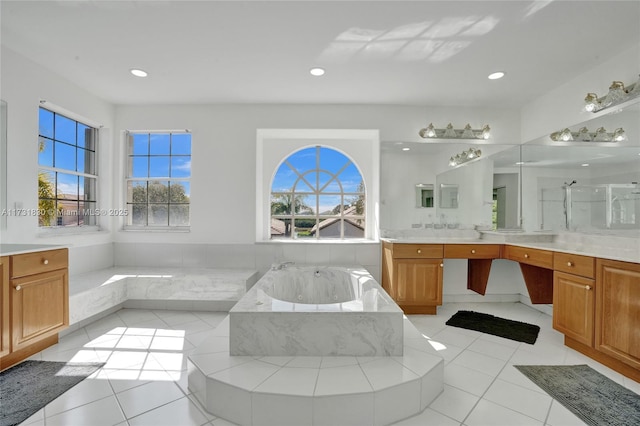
[443,123,457,138]
[594,127,612,142]
[481,125,490,140]
[601,81,627,108]
[584,93,599,112]
[419,123,437,138]
[560,128,573,142]
[461,124,475,139]
[577,127,592,141]
[613,128,627,142]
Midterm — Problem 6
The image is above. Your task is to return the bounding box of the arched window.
[270,146,365,239]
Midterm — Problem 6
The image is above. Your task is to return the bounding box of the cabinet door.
[11,269,69,351]
[553,271,594,346]
[0,257,9,357]
[596,259,640,370]
[394,259,443,307]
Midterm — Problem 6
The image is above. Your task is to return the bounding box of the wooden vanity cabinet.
[552,253,595,347]
[594,259,640,372]
[444,244,501,295]
[0,248,68,370]
[382,242,443,314]
[503,245,554,303]
[0,257,9,358]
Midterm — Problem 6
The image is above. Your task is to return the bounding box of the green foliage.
[271,192,312,236]
[131,181,190,226]
[38,172,59,226]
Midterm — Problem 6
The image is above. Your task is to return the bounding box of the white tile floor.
[17,302,640,426]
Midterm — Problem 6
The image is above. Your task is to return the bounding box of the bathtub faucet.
[272,261,294,270]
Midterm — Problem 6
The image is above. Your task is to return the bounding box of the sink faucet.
[272,261,294,270]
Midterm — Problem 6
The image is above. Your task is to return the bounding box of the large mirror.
[439,184,458,209]
[491,101,640,234]
[0,100,6,230]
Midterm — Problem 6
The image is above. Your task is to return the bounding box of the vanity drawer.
[392,244,443,259]
[444,244,502,259]
[504,245,553,269]
[10,249,68,278]
[554,252,595,279]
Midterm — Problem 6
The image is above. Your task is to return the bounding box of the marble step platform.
[188,316,444,426]
[68,267,259,327]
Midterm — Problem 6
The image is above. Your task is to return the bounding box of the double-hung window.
[38,107,98,227]
[125,131,191,228]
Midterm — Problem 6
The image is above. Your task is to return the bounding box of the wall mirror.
[415,183,434,208]
[0,100,6,230]
[439,184,458,208]
[497,101,640,234]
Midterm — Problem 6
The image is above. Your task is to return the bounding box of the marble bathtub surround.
[68,267,258,326]
[229,265,404,356]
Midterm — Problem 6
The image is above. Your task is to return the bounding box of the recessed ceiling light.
[581,163,590,167]
[488,71,505,80]
[130,69,148,78]
[515,161,525,165]
[402,147,410,151]
[310,67,325,77]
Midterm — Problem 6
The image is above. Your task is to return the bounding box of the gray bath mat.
[515,364,640,426]
[0,360,104,426]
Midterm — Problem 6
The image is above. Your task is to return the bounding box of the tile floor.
[17,302,640,426]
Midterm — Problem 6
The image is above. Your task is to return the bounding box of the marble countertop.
[0,243,67,256]
[380,236,639,264]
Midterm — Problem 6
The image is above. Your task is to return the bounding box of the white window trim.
[37,102,101,231]
[123,130,192,230]
[256,129,380,242]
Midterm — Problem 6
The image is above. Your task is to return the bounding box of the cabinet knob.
[440,263,443,267]
[15,285,22,291]
[471,249,476,254]
[524,254,529,258]
[567,261,573,267]
[417,249,422,254]
[43,259,49,265]
[585,285,592,291]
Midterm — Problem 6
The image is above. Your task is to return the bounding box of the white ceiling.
[1,1,639,107]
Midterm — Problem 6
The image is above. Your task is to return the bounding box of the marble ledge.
[0,243,67,256]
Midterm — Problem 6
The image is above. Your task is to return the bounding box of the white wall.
[520,42,640,143]
[0,46,116,274]
[114,104,521,244]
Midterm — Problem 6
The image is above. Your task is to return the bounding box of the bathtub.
[229,265,404,356]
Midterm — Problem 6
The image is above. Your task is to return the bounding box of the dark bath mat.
[0,360,104,426]
[445,310,540,344]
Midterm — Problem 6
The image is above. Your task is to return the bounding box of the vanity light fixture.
[550,126,626,142]
[419,123,490,140]
[583,74,640,112]
[449,147,482,167]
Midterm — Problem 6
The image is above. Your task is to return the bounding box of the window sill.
[37,225,103,238]
[122,226,191,233]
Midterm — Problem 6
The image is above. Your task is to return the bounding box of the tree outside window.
[270,146,365,239]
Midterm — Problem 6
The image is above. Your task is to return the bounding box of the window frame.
[37,105,100,229]
[124,130,192,231]
[256,129,380,242]
[270,146,366,240]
